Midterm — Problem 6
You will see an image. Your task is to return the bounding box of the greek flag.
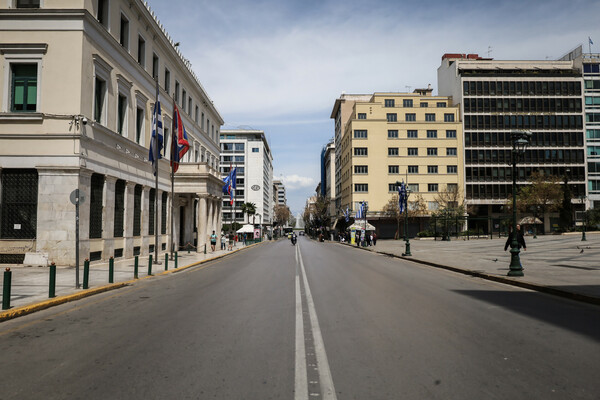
[355,202,365,219]
[149,97,163,174]
[398,182,407,214]
[590,36,594,45]
[344,207,350,222]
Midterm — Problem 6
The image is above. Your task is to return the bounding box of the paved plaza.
[355,232,600,303]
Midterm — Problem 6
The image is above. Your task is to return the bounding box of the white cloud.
[282,174,316,190]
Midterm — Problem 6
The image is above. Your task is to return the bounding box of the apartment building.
[0,0,223,265]
[331,91,463,236]
[273,179,287,206]
[220,129,273,232]
[321,140,336,225]
[438,53,586,232]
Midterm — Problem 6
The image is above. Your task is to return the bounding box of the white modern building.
[220,129,273,232]
[0,0,223,265]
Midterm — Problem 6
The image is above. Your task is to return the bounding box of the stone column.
[103,176,117,260]
[79,170,93,261]
[197,195,208,252]
[142,186,150,255]
[216,199,223,234]
[124,182,136,258]
[207,197,215,240]
[36,168,80,266]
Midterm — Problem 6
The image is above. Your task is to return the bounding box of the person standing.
[373,232,377,246]
[504,224,527,252]
[220,232,226,250]
[228,231,234,251]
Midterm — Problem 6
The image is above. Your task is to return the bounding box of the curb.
[0,240,269,323]
[342,242,600,306]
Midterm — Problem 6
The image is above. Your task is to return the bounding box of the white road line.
[297,243,338,400]
[295,245,308,400]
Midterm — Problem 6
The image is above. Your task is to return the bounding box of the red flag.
[170,104,190,173]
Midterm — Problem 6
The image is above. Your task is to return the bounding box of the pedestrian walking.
[504,224,527,252]
[210,230,217,252]
[221,232,226,250]
[373,232,377,246]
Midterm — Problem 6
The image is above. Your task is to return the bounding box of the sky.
[146,0,600,215]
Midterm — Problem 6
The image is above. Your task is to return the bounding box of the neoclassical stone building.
[0,0,223,265]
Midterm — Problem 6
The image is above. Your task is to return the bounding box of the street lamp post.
[580,195,587,242]
[363,202,368,246]
[508,130,531,277]
[395,181,411,256]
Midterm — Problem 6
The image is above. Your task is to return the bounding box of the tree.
[303,194,329,234]
[273,204,291,227]
[505,171,562,222]
[241,202,256,224]
[431,186,465,238]
[383,193,427,239]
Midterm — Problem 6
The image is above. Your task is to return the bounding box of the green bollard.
[148,254,153,276]
[175,252,178,269]
[49,263,56,298]
[83,259,89,289]
[2,268,12,310]
[165,253,168,271]
[134,255,139,279]
[109,257,114,283]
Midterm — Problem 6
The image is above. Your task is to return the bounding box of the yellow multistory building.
[332,90,463,235]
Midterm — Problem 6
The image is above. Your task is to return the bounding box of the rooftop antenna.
[405,85,412,93]
[487,46,493,57]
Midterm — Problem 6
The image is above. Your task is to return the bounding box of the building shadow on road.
[453,290,600,343]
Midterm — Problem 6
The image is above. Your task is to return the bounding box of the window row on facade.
[92,0,219,144]
[353,147,457,157]
[0,169,167,240]
[465,166,585,183]
[465,149,585,165]
[353,165,458,174]
[380,113,455,122]
[381,99,448,108]
[465,131,584,147]
[356,129,458,139]
[463,80,581,97]
[464,114,583,130]
[467,183,585,200]
[463,97,582,113]
[353,183,456,193]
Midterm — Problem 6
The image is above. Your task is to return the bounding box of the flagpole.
[170,99,175,260]
[154,78,160,265]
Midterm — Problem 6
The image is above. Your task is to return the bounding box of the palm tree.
[241,202,256,224]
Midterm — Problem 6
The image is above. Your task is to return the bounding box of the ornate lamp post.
[508,131,531,277]
[395,181,411,256]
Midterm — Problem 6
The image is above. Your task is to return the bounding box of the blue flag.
[222,167,237,205]
[398,182,407,214]
[149,97,163,173]
[344,207,350,223]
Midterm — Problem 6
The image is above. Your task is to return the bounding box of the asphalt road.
[0,237,598,400]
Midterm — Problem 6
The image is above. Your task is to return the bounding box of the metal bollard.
[148,254,153,276]
[83,259,90,289]
[134,255,139,279]
[109,257,114,283]
[49,262,56,298]
[175,252,178,269]
[165,253,168,271]
[2,268,12,310]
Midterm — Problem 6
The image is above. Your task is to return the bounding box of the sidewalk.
[0,241,261,321]
[347,232,600,305]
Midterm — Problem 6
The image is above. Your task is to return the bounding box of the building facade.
[331,91,463,236]
[273,179,286,206]
[0,0,223,265]
[321,140,336,226]
[560,46,600,211]
[220,129,273,231]
[438,53,586,232]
